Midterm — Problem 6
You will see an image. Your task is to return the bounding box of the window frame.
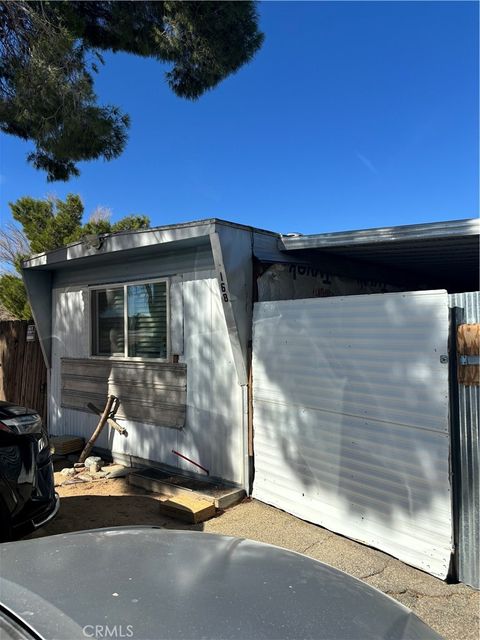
[89,278,170,362]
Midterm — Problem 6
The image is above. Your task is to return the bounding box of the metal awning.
[279,218,479,292]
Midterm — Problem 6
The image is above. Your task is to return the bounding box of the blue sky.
[0,1,478,235]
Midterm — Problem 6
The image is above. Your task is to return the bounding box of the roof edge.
[280,218,480,251]
[22,217,278,269]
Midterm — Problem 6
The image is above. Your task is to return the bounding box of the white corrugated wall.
[252,290,452,578]
[50,274,244,485]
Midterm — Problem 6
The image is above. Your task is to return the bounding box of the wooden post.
[79,395,116,463]
[86,402,128,436]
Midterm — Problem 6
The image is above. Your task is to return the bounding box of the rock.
[104,464,134,478]
[84,456,104,469]
[89,462,101,473]
[92,471,108,479]
[60,467,76,477]
[73,463,85,469]
[75,473,93,482]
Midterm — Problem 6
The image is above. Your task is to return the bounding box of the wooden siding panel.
[61,358,186,428]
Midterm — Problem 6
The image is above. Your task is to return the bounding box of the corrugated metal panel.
[449,291,480,589]
[280,218,479,249]
[253,291,452,578]
[51,276,244,484]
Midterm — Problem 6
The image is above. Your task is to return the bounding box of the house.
[22,216,479,585]
[22,219,276,488]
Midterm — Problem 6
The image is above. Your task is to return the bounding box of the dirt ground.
[29,470,204,534]
[25,471,480,640]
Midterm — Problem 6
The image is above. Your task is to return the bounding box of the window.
[91,280,168,359]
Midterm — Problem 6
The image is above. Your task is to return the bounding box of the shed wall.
[50,272,244,484]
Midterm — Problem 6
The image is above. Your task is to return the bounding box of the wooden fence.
[0,321,47,423]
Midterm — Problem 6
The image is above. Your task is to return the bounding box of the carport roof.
[279,218,479,292]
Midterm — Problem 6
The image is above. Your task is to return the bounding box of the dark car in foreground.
[0,401,59,541]
[0,527,443,639]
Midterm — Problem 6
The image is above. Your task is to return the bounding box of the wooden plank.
[62,358,186,382]
[19,323,28,405]
[115,401,185,428]
[13,322,24,405]
[61,358,112,377]
[110,360,186,372]
[128,473,202,499]
[108,384,186,406]
[60,357,187,427]
[60,358,109,411]
[0,323,9,401]
[110,361,186,426]
[215,488,246,510]
[109,363,186,386]
[128,472,244,509]
[457,323,480,386]
[61,390,109,411]
[62,376,109,394]
[50,435,85,455]
[158,495,216,523]
[108,379,186,392]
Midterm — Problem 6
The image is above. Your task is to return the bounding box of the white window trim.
[89,278,170,362]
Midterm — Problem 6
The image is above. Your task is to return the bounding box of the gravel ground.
[26,473,479,640]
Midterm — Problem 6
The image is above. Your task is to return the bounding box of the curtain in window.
[127,282,167,358]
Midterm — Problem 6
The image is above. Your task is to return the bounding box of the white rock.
[83,456,104,469]
[60,467,76,477]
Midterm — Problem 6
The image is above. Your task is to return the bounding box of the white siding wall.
[50,274,244,484]
[252,291,452,578]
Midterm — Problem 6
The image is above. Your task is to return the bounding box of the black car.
[0,401,59,541]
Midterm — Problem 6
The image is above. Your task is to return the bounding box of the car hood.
[0,402,37,420]
[0,527,443,640]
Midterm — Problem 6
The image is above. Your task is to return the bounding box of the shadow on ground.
[25,492,209,539]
